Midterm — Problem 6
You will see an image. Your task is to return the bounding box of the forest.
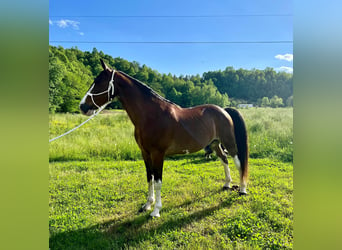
[49,45,293,113]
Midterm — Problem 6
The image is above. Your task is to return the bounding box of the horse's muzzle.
[80,103,94,116]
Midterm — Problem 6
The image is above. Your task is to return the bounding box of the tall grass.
[49,108,293,162]
[240,108,293,162]
[49,111,141,161]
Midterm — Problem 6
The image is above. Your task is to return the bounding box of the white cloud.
[50,19,84,35]
[277,66,293,74]
[275,53,293,62]
[52,19,80,30]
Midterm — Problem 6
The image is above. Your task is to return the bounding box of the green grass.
[49,158,292,249]
[49,108,293,163]
[240,108,293,162]
[49,111,141,161]
[49,108,293,249]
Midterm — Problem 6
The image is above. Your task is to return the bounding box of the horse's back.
[179,104,233,127]
[164,104,234,155]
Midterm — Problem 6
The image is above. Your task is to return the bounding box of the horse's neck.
[118,83,167,126]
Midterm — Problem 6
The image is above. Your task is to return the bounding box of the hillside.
[49,45,293,113]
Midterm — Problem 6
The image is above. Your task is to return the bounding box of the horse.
[79,59,249,217]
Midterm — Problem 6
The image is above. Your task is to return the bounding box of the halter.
[86,70,116,109]
[50,70,116,143]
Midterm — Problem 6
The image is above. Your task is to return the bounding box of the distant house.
[237,104,254,109]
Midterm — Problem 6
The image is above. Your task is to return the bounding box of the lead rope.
[49,104,107,142]
[49,70,115,143]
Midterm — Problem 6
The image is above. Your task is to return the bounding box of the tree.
[49,50,65,112]
[48,45,292,113]
[270,95,284,108]
[260,97,270,107]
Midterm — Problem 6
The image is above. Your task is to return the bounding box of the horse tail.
[225,108,249,182]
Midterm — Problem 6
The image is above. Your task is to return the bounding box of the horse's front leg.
[150,179,162,217]
[149,151,164,217]
[140,153,155,212]
[141,176,154,211]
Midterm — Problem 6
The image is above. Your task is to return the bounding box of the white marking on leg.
[233,155,247,194]
[220,159,232,188]
[240,181,247,194]
[233,155,241,171]
[150,180,162,217]
[142,177,155,211]
[148,178,155,203]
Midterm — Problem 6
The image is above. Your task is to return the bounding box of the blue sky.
[49,0,293,76]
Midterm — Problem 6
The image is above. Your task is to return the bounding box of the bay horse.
[80,59,249,217]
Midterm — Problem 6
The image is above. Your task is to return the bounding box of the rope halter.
[50,70,116,143]
[85,70,116,109]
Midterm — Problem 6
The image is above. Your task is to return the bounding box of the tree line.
[49,45,293,113]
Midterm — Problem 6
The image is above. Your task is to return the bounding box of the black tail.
[225,108,249,182]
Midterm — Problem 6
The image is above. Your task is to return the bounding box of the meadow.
[49,108,293,249]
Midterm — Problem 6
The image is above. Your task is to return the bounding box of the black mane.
[119,71,178,106]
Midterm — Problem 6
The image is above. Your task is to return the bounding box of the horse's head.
[80,59,116,116]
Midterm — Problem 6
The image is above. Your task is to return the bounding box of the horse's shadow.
[49,188,241,249]
[166,153,218,165]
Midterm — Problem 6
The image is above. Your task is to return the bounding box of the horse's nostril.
[80,103,90,114]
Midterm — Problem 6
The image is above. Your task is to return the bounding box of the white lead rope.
[49,70,115,143]
[49,104,107,143]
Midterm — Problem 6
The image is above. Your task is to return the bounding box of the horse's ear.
[100,59,110,71]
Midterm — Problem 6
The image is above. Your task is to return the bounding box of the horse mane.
[119,71,178,106]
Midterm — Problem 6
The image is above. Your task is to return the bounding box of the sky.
[49,0,293,76]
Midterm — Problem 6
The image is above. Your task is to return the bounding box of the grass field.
[49,108,293,249]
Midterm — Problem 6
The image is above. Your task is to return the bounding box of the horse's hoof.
[139,203,152,213]
[239,192,247,196]
[222,186,232,191]
[150,212,160,218]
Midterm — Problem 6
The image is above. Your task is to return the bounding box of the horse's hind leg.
[212,142,232,190]
[221,138,247,195]
[232,155,247,194]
